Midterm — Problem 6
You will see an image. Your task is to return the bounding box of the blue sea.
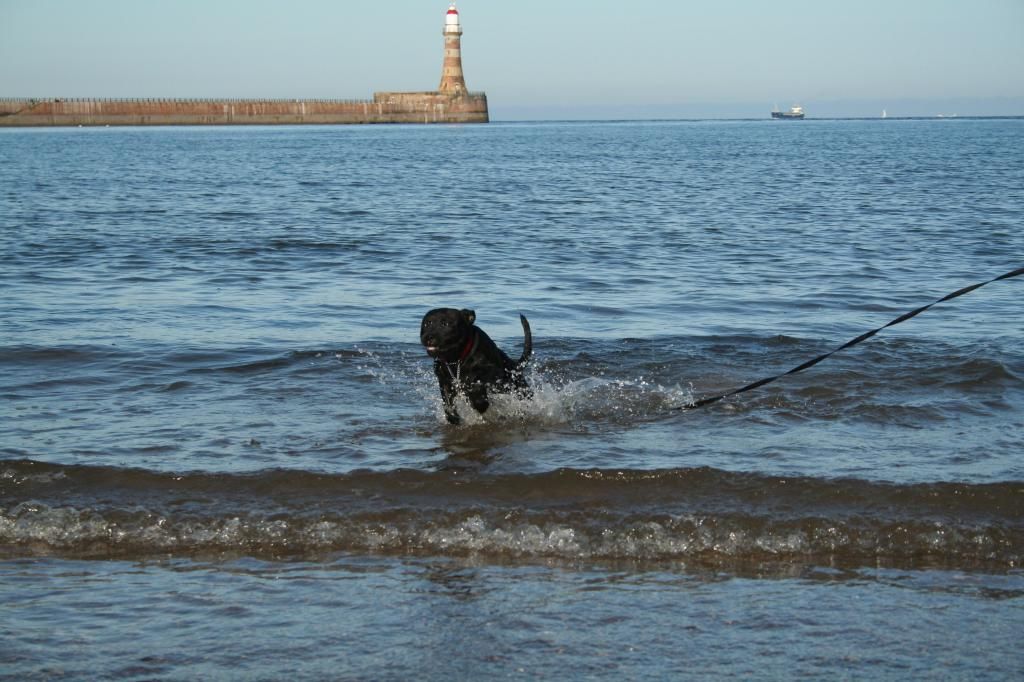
[1,118,1022,680]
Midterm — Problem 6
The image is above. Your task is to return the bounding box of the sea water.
[1,119,1022,679]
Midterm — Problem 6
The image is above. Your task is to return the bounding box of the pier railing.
[0,97,377,105]
[0,95,487,105]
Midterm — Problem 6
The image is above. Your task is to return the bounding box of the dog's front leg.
[465,382,490,416]
[434,364,462,424]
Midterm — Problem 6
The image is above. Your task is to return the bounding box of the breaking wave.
[2,460,1020,567]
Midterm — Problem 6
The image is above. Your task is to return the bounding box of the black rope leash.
[677,266,1024,411]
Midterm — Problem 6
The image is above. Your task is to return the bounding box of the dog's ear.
[460,309,476,326]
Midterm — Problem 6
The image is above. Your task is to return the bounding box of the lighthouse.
[368,1,487,123]
[438,4,468,94]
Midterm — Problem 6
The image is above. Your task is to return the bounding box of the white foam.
[434,367,695,430]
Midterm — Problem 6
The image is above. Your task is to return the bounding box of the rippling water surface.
[1,119,1022,679]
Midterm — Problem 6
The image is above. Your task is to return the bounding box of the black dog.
[420,308,532,424]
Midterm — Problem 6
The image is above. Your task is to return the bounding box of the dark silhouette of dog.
[420,308,532,424]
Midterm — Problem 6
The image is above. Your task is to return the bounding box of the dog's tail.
[516,314,533,367]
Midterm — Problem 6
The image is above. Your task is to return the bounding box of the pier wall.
[0,93,489,127]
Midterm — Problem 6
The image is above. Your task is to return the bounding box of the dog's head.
[421,308,476,359]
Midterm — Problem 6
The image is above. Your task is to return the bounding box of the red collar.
[458,332,477,361]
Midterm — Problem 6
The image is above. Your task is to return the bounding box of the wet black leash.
[676,266,1024,411]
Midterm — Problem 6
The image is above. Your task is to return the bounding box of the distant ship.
[771,105,805,120]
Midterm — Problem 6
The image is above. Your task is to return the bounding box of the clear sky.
[1,0,1022,119]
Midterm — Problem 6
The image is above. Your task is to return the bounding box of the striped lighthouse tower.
[438,4,468,94]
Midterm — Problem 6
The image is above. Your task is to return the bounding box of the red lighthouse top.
[443,4,462,35]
